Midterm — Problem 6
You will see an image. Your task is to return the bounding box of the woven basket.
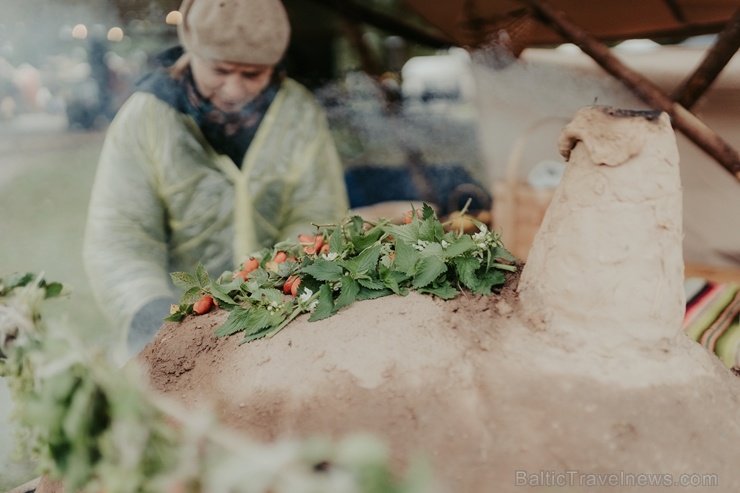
[491,116,570,260]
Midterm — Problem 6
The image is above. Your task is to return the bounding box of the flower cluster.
[168,203,518,344]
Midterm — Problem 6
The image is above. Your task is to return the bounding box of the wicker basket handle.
[497,116,570,238]
[504,116,571,188]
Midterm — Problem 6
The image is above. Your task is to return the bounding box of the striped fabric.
[683,279,740,368]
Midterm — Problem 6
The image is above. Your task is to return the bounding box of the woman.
[83,0,349,358]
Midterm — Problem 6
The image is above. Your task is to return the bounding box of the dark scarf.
[135,46,282,167]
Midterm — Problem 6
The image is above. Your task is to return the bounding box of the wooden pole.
[524,0,740,182]
[671,8,740,110]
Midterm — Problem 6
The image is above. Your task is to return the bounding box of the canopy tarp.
[398,0,740,181]
[401,0,740,48]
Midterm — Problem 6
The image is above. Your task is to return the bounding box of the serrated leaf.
[301,258,344,281]
[255,288,285,306]
[421,202,436,220]
[418,282,459,299]
[308,283,335,322]
[214,306,251,337]
[195,263,210,287]
[335,276,360,311]
[216,278,243,295]
[384,223,418,244]
[418,242,443,258]
[208,283,236,307]
[469,268,506,294]
[357,277,386,290]
[349,215,365,235]
[180,286,203,304]
[245,269,269,286]
[492,246,518,262]
[356,287,393,301]
[379,267,411,295]
[244,307,282,336]
[453,257,481,290]
[392,237,420,275]
[328,226,344,253]
[412,255,447,289]
[349,227,384,253]
[442,235,476,259]
[240,328,271,344]
[342,244,381,276]
[418,215,444,242]
[170,272,198,291]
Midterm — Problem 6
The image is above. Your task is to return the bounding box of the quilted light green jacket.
[83,78,349,341]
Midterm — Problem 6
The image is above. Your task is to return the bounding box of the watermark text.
[515,470,718,488]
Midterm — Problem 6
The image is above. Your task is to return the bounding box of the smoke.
[469,44,646,182]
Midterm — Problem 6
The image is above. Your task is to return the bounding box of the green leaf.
[379,267,411,295]
[5,272,35,290]
[442,235,476,259]
[195,262,211,288]
[342,244,381,277]
[301,258,344,281]
[392,238,420,276]
[214,306,251,337]
[243,307,283,336]
[384,223,418,245]
[418,214,444,242]
[328,226,344,254]
[166,303,193,322]
[44,282,64,299]
[349,215,365,235]
[357,277,386,291]
[335,276,360,311]
[492,246,517,262]
[309,283,335,322]
[418,282,459,299]
[240,328,271,344]
[412,255,447,289]
[421,202,436,220]
[453,257,482,291]
[180,286,203,305]
[469,268,506,294]
[418,241,443,259]
[164,311,187,323]
[257,288,286,307]
[170,272,198,291]
[209,282,238,307]
[349,226,384,253]
[356,287,393,301]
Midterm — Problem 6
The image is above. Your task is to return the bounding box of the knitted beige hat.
[177,0,291,65]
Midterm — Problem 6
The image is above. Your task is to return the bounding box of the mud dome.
[136,107,740,493]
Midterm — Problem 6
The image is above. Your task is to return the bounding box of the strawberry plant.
[167,203,518,344]
[0,274,428,493]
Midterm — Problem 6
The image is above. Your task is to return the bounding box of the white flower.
[413,239,429,252]
[322,252,338,261]
[441,240,450,249]
[299,288,314,304]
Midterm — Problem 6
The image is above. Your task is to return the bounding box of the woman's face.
[190,54,274,112]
